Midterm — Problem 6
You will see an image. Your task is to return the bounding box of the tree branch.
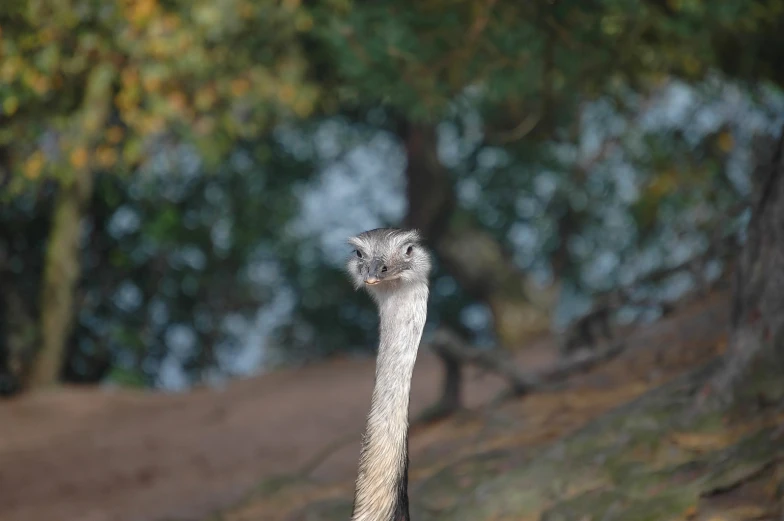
[425,327,629,401]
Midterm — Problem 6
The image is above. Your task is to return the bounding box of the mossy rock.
[413,362,783,521]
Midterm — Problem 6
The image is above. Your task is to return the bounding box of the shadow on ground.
[219,292,782,521]
[3,292,780,521]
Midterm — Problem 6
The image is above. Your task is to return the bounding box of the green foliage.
[107,366,147,388]
[3,0,784,183]
[3,0,784,389]
[0,137,319,386]
[310,0,784,125]
[0,0,318,186]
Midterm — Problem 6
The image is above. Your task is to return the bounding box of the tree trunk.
[705,126,784,404]
[439,352,462,410]
[28,168,94,389]
[399,121,556,413]
[0,284,37,395]
[399,122,464,415]
[27,64,111,390]
[399,122,555,349]
[400,122,455,238]
[437,228,555,349]
[415,335,464,423]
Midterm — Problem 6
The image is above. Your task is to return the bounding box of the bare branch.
[425,327,629,400]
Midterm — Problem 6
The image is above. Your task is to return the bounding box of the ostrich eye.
[406,245,414,256]
[355,250,363,259]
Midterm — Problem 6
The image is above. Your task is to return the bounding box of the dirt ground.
[0,294,730,521]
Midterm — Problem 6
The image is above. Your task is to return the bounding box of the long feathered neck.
[351,282,429,521]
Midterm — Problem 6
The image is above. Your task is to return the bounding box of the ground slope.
[221,294,763,521]
[0,293,746,521]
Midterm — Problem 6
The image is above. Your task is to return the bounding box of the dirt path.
[0,295,729,521]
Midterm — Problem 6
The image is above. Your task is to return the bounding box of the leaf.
[3,96,19,116]
[23,151,45,179]
[69,147,89,170]
[96,146,118,169]
[716,131,734,154]
[106,126,125,144]
[669,432,733,453]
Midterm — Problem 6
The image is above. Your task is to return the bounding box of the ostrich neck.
[351,283,429,521]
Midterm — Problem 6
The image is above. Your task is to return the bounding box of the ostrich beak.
[365,259,385,285]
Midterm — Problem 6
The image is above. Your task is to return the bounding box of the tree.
[307,0,784,403]
[0,0,318,388]
[702,128,784,404]
[5,0,784,399]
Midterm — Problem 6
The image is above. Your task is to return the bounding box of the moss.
[250,474,307,496]
[414,363,782,521]
[540,486,698,521]
[414,450,535,518]
[215,352,783,521]
[613,490,698,521]
[287,498,353,521]
[703,427,784,492]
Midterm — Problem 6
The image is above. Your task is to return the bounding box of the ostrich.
[345,227,431,521]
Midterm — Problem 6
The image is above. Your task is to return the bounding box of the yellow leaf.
[195,87,217,110]
[720,505,768,518]
[1,56,21,82]
[167,91,187,113]
[70,147,89,170]
[717,131,734,153]
[128,0,158,24]
[115,91,133,111]
[600,14,623,36]
[3,96,19,116]
[648,172,677,198]
[24,151,45,179]
[278,83,296,104]
[667,0,683,11]
[239,1,255,19]
[107,126,124,144]
[142,74,162,93]
[121,67,139,86]
[162,14,180,31]
[147,37,171,59]
[31,74,50,95]
[194,117,215,136]
[96,146,118,168]
[230,78,251,97]
[140,114,165,134]
[669,432,732,453]
[39,27,57,44]
[295,13,314,32]
[192,4,222,26]
[123,138,143,164]
[683,55,701,76]
[293,97,314,118]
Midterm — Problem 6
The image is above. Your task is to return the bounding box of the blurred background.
[2,1,784,521]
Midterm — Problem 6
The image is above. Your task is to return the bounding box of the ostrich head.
[345,228,432,298]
